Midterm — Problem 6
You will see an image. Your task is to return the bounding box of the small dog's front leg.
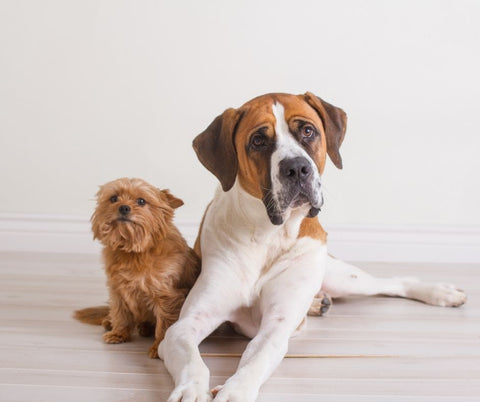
[103,291,134,344]
[148,293,186,358]
[101,313,112,331]
[137,321,155,337]
[149,314,168,359]
[148,337,161,359]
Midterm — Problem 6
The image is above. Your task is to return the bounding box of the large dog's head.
[193,92,347,225]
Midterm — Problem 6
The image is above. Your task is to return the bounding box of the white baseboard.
[0,213,479,263]
[325,224,480,263]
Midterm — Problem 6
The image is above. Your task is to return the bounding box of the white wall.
[1,0,479,227]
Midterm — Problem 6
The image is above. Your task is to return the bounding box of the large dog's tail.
[74,306,109,325]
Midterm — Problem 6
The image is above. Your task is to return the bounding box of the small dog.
[74,177,200,358]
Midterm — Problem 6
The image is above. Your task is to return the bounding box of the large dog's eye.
[136,198,146,206]
[110,195,118,203]
[250,133,267,149]
[301,124,316,139]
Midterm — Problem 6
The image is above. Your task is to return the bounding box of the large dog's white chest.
[200,183,327,307]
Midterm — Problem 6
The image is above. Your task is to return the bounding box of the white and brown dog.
[159,92,466,402]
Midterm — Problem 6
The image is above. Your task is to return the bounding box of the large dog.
[159,92,466,402]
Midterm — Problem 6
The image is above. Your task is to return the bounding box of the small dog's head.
[91,178,184,253]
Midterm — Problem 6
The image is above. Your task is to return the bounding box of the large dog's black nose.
[280,157,312,182]
[118,205,131,215]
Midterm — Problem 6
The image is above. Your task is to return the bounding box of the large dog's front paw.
[211,380,258,402]
[167,382,212,402]
[212,373,259,402]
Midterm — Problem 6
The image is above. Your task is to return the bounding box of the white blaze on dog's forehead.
[272,102,290,141]
[272,102,311,161]
[270,101,323,214]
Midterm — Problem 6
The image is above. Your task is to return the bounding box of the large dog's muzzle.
[264,156,323,225]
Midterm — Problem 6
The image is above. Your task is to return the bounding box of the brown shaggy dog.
[74,178,200,358]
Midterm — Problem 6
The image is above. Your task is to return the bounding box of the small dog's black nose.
[118,205,131,215]
[280,157,312,181]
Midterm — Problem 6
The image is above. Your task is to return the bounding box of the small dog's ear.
[158,189,184,209]
[304,92,347,169]
[90,211,100,240]
[90,185,105,240]
[193,108,243,192]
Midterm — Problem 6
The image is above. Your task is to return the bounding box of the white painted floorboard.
[0,252,479,401]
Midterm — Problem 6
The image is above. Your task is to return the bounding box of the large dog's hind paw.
[402,278,467,307]
[307,291,332,316]
[422,283,467,307]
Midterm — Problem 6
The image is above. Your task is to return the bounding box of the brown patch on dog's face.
[234,99,277,199]
[91,178,183,253]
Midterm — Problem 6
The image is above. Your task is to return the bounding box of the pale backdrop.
[1,0,479,227]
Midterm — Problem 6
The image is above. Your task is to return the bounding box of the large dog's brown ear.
[304,92,347,169]
[193,108,243,192]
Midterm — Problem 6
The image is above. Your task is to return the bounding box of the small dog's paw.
[138,321,155,337]
[103,331,130,344]
[148,345,159,359]
[102,318,112,331]
[148,339,160,359]
[307,291,332,316]
[167,382,212,402]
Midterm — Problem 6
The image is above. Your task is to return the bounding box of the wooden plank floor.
[0,252,479,401]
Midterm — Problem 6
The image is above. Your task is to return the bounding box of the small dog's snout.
[280,157,312,181]
[119,205,131,215]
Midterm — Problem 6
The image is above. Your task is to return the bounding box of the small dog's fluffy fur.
[74,178,200,358]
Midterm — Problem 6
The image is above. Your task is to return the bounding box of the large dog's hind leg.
[322,255,466,307]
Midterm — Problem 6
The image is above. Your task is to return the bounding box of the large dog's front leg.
[213,245,326,402]
[159,269,243,402]
[160,316,215,402]
[212,319,293,402]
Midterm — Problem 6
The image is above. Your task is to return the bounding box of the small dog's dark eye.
[110,195,118,203]
[137,198,146,206]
